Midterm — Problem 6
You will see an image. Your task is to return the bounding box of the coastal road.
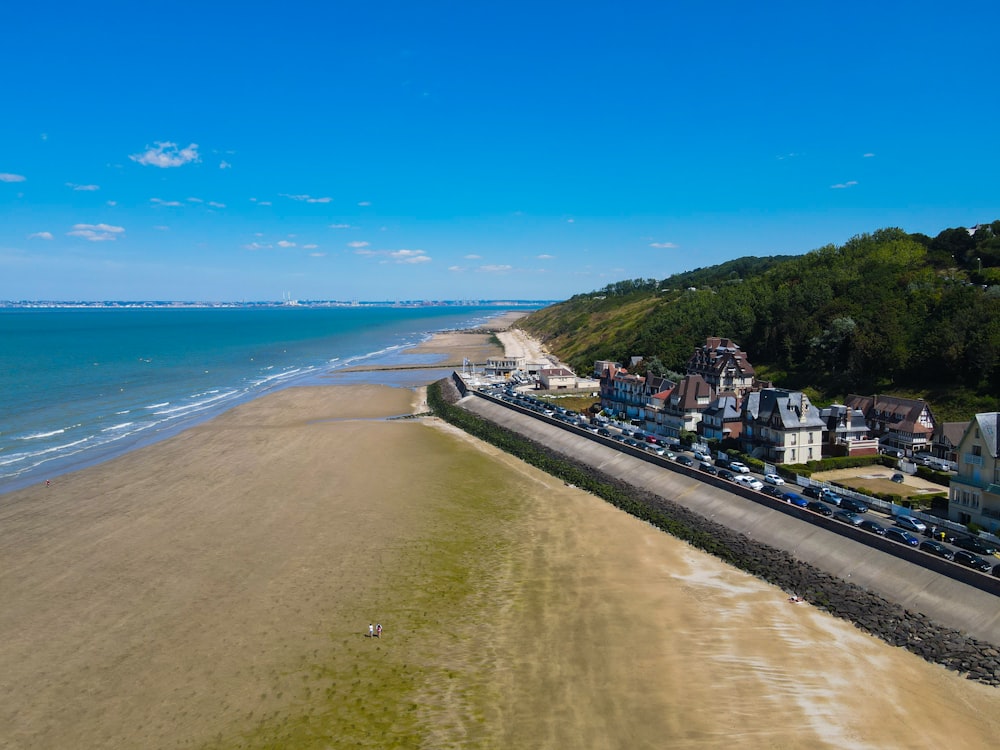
[459,391,1000,647]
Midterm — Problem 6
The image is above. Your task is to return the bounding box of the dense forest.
[520,223,1000,421]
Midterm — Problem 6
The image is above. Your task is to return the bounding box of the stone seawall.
[438,377,1000,686]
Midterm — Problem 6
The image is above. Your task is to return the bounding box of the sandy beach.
[2,327,999,749]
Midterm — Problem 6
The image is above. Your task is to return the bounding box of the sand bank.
[2,340,999,747]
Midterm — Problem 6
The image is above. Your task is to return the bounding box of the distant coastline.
[0,299,557,309]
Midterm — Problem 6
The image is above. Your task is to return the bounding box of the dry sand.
[2,334,999,748]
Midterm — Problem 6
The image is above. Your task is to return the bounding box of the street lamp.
[977,257,982,272]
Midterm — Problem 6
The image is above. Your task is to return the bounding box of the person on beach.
[376,623,382,638]
[369,623,374,638]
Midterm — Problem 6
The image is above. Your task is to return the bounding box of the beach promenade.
[1,318,999,749]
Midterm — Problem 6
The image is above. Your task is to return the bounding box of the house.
[741,388,825,464]
[484,356,526,379]
[845,394,935,456]
[932,421,970,464]
[685,337,757,399]
[538,366,577,391]
[651,374,713,438]
[819,403,878,457]
[598,364,647,421]
[698,394,743,443]
[947,412,1000,533]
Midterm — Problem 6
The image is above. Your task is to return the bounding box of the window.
[790,449,796,462]
[791,434,797,445]
[808,448,813,460]
[973,445,982,457]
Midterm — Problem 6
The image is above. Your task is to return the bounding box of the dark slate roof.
[975,412,1000,458]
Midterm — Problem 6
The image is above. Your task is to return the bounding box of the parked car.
[833,510,865,526]
[953,536,998,556]
[806,500,834,517]
[646,445,666,456]
[699,462,719,475]
[763,473,785,486]
[893,516,927,533]
[782,492,808,508]
[953,550,993,572]
[803,486,824,499]
[891,473,905,483]
[761,485,783,498]
[676,455,694,466]
[718,469,736,481]
[838,497,869,514]
[662,450,677,460]
[918,540,954,560]
[859,519,886,535]
[884,528,921,546]
[597,428,612,437]
[993,564,1000,578]
[729,461,750,474]
[744,477,763,491]
[692,451,711,462]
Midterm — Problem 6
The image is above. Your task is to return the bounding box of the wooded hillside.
[520,223,1000,421]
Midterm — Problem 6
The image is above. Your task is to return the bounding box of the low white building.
[538,366,577,390]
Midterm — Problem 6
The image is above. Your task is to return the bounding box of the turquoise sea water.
[0,306,516,493]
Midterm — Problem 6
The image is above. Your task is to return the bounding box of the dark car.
[718,469,736,481]
[891,473,905,483]
[802,486,823,499]
[884,528,920,546]
[859,519,886,535]
[806,500,834,517]
[675,455,694,467]
[761,485,783,498]
[953,550,993,572]
[953,536,998,556]
[993,564,1000,578]
[699,463,718,475]
[833,510,865,526]
[597,428,612,437]
[918,540,954,560]
[837,497,869,514]
[782,492,808,508]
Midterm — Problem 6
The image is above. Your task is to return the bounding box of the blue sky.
[2,1,998,302]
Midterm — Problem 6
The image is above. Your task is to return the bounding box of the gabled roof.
[974,412,1000,458]
[669,374,713,411]
[936,421,970,446]
[703,394,741,421]
[750,389,825,429]
[847,393,933,431]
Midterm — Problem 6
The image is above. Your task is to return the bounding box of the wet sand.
[2,335,999,748]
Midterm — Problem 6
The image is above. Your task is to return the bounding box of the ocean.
[0,305,517,493]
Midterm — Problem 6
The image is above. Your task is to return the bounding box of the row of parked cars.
[480,385,1000,578]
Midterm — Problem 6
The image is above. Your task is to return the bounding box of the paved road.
[461,391,1000,646]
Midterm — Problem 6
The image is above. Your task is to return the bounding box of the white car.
[744,478,764,491]
[693,451,710,462]
[729,461,750,474]
[763,473,785,486]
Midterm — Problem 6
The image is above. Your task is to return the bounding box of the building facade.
[741,389,825,464]
[948,412,1000,533]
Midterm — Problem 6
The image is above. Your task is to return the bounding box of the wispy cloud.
[537,254,554,259]
[129,141,200,168]
[243,241,272,250]
[357,201,371,207]
[153,225,170,231]
[309,252,326,257]
[106,200,117,207]
[776,153,799,160]
[219,160,232,169]
[0,173,26,182]
[150,197,183,206]
[66,183,100,191]
[347,241,370,248]
[187,197,203,203]
[448,265,464,272]
[66,223,125,242]
[329,223,352,229]
[478,264,512,273]
[281,193,332,204]
[649,242,678,249]
[863,153,875,158]
[208,201,225,208]
[28,231,53,240]
[303,244,318,250]
[830,180,858,189]
[277,240,296,248]
[464,254,481,260]
[355,248,431,264]
[249,197,272,206]
[566,218,575,223]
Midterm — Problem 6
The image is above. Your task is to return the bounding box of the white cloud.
[151,197,183,206]
[106,200,117,206]
[129,141,200,168]
[219,160,232,169]
[248,197,273,206]
[357,201,371,207]
[830,180,858,189]
[277,240,296,248]
[309,252,326,257]
[649,242,678,249]
[0,173,26,182]
[355,248,431,264]
[537,254,554,259]
[464,254,481,259]
[28,231,53,240]
[187,197,203,203]
[566,218,575,223]
[153,225,169,231]
[448,265,465,272]
[303,244,318,249]
[863,153,875,158]
[66,183,100,191]
[208,201,225,208]
[478,264,512,273]
[66,223,125,242]
[329,223,352,229]
[347,240,370,248]
[243,241,272,250]
[280,193,332,203]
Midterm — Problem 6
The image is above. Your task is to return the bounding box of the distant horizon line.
[0,299,559,309]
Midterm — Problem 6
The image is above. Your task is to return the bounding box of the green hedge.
[915,466,951,487]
